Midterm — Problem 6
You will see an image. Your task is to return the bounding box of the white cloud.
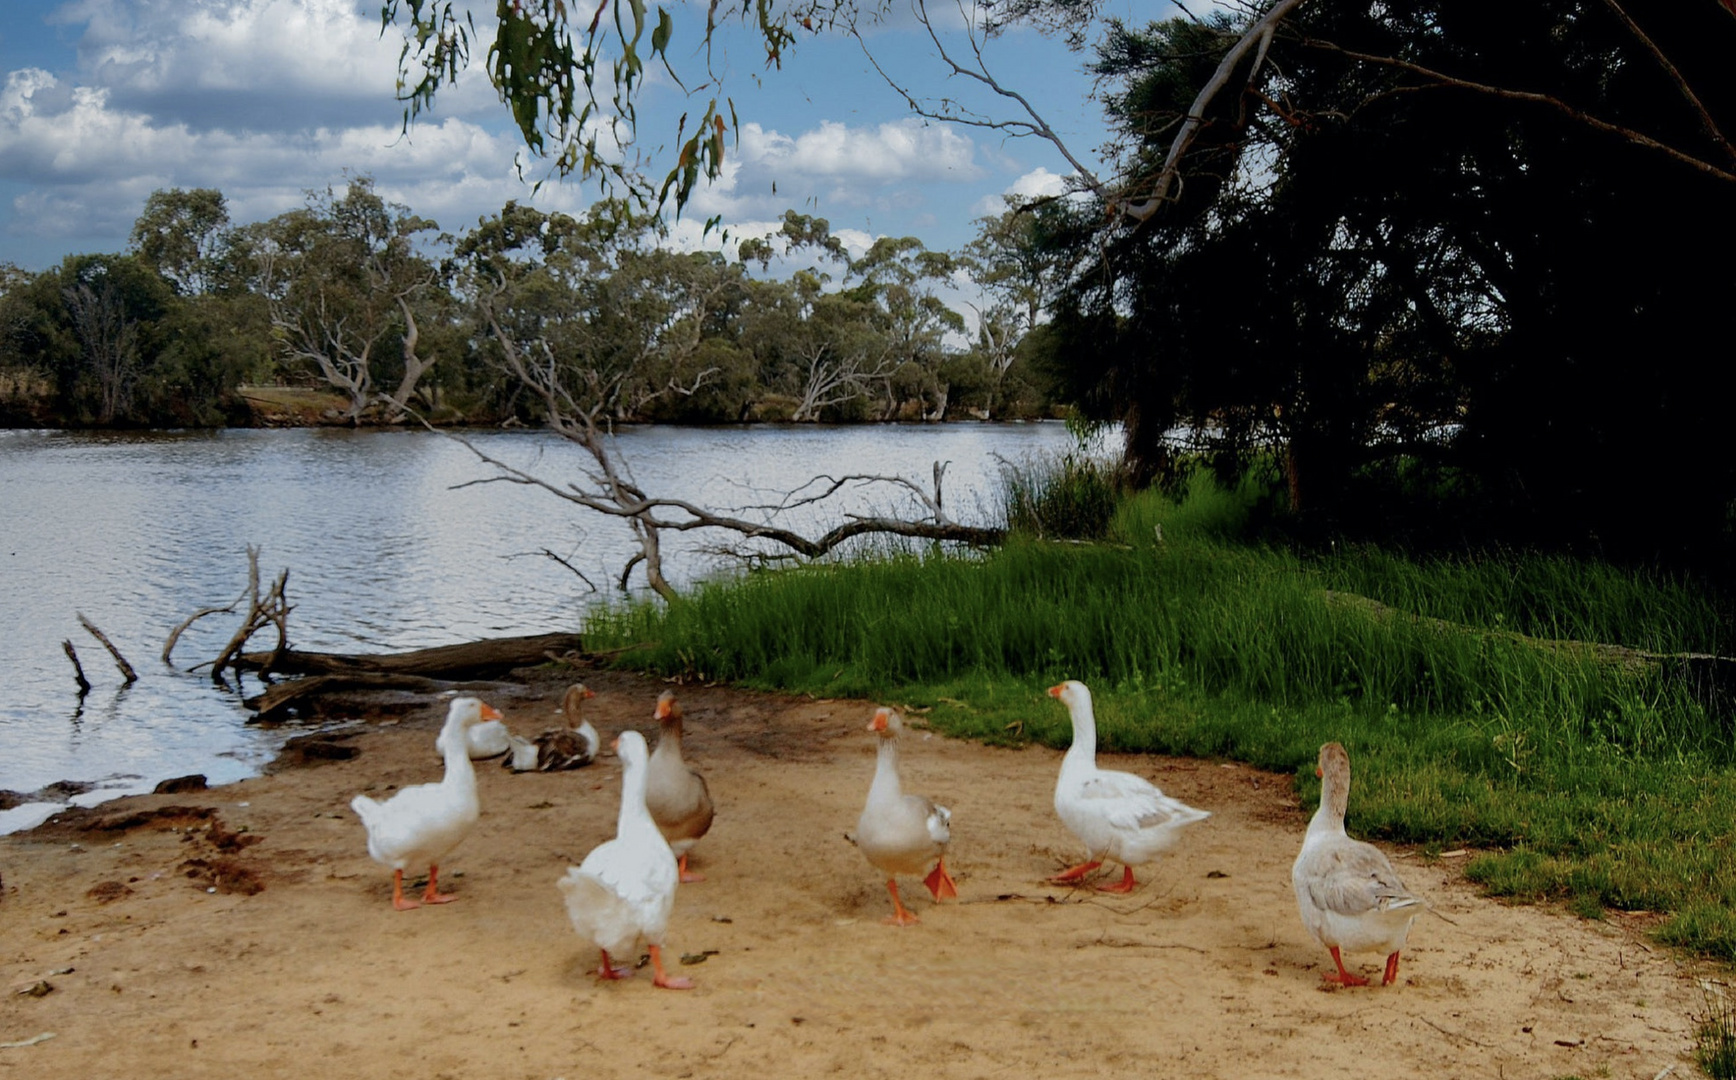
[971,165,1070,217]
[684,118,981,225]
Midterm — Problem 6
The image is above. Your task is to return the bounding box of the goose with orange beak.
[1047,680,1209,893]
[856,706,957,926]
[353,696,500,910]
[1292,742,1420,987]
[558,730,693,989]
[645,690,715,883]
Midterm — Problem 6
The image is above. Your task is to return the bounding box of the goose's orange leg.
[1047,859,1103,885]
[391,869,421,911]
[677,853,705,884]
[883,879,920,926]
[1096,865,1138,894]
[422,863,458,904]
[1383,951,1402,986]
[651,945,694,990]
[923,857,958,901]
[1322,946,1369,987]
[596,949,633,980]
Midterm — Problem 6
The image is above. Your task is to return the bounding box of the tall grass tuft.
[1699,983,1736,1080]
[998,451,1128,541]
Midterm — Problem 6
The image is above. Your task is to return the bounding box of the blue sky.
[0,1,1181,272]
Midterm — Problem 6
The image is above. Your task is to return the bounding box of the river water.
[0,423,1085,831]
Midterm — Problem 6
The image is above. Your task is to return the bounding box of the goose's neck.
[439,719,478,796]
[1307,776,1348,838]
[656,721,684,762]
[868,738,904,803]
[617,761,658,837]
[1061,700,1097,772]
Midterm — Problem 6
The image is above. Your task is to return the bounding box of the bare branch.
[62,640,91,695]
[1140,0,1306,218]
[1310,38,1736,186]
[848,0,1105,197]
[1599,0,1736,169]
[77,613,137,683]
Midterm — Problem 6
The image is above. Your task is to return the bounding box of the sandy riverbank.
[0,665,1706,1078]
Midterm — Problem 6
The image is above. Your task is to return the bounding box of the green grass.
[584,470,1736,960]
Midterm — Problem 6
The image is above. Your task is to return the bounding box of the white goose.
[1048,680,1209,892]
[557,730,693,990]
[503,683,600,772]
[354,696,499,910]
[1292,741,1421,987]
[646,691,714,883]
[856,706,957,925]
[439,711,512,760]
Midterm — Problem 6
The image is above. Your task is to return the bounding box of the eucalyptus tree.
[252,176,445,423]
[843,237,967,420]
[129,188,232,297]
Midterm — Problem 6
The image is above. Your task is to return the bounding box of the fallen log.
[244,673,516,722]
[234,632,585,680]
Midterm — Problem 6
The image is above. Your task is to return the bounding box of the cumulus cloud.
[970,165,1070,217]
[685,118,981,224]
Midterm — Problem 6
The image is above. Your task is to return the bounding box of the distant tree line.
[0,179,1065,429]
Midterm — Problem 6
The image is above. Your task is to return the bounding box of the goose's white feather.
[1051,681,1209,866]
[558,730,679,958]
[1292,742,1420,959]
[355,697,492,872]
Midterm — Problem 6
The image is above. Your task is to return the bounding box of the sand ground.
[0,666,1710,1078]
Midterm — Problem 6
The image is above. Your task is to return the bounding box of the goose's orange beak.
[1047,684,1064,699]
[1315,766,1323,778]
[482,704,504,720]
[583,687,596,700]
[654,699,671,720]
[611,735,621,752]
[868,708,889,732]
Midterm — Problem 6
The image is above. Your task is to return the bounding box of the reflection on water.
[0,423,1086,824]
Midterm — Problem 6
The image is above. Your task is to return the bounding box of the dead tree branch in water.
[165,547,293,685]
[77,613,137,683]
[62,640,91,694]
[446,430,1006,601]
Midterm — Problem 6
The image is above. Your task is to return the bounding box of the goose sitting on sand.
[437,704,512,760]
[557,730,693,990]
[1292,741,1422,987]
[354,696,499,910]
[646,691,714,883]
[1047,680,1210,893]
[503,683,600,772]
[856,706,957,926]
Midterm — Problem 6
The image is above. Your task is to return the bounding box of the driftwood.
[62,640,91,694]
[235,632,585,679]
[234,633,585,720]
[77,613,137,683]
[165,546,292,684]
[244,673,480,721]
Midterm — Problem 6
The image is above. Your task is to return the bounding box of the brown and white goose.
[504,682,600,772]
[855,706,956,926]
[1292,741,1422,987]
[645,690,714,883]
